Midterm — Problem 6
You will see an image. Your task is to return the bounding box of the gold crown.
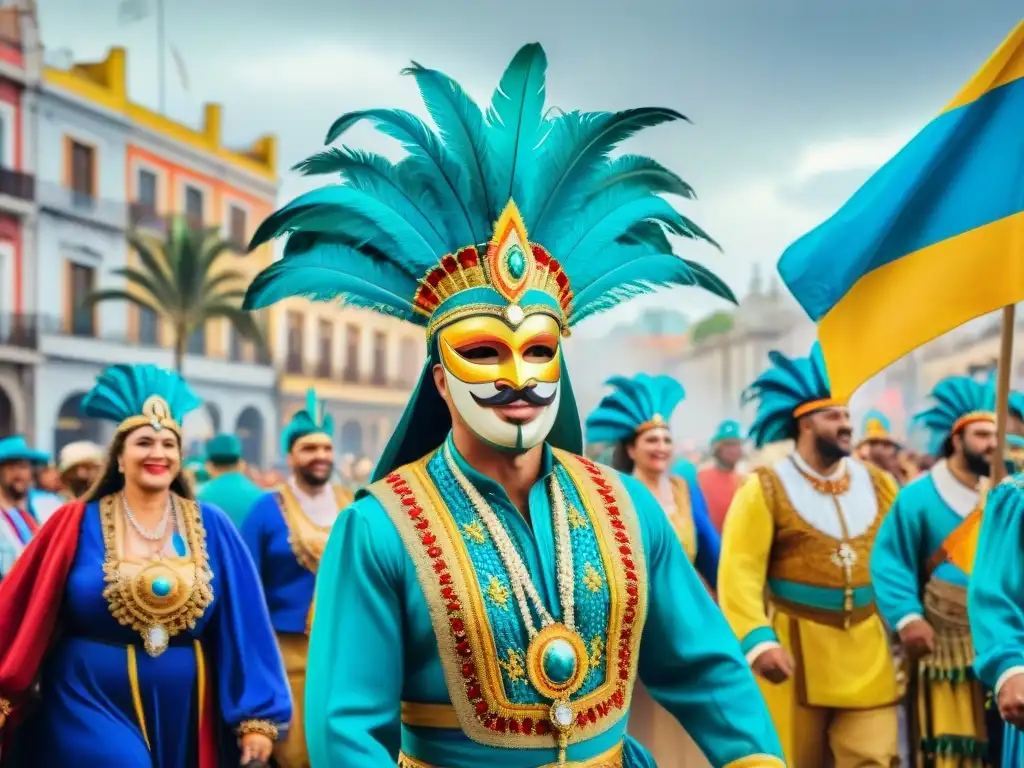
[413,201,573,334]
[116,395,182,437]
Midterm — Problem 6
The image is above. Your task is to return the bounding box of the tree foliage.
[690,310,734,343]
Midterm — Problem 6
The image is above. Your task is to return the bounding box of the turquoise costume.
[585,374,720,587]
[871,375,997,763]
[970,476,1024,764]
[244,42,782,768]
[198,434,264,528]
[0,436,52,575]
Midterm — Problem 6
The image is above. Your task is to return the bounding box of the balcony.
[37,181,128,231]
[0,166,34,216]
[0,313,45,365]
[128,204,214,239]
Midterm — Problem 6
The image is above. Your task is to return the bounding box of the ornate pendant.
[526,623,589,701]
[144,624,169,657]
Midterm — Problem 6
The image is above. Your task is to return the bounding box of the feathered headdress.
[859,408,900,447]
[244,43,733,480]
[585,374,685,445]
[744,342,840,449]
[913,376,995,449]
[282,388,334,454]
[81,364,202,438]
[1008,390,1024,420]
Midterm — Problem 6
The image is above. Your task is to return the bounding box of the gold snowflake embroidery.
[589,635,605,668]
[498,648,526,683]
[462,520,486,545]
[583,562,604,593]
[568,505,588,530]
[486,576,510,610]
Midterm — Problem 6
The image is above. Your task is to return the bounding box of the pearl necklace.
[443,446,587,764]
[121,493,172,542]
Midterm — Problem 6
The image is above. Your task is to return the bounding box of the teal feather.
[682,260,737,303]
[323,108,482,247]
[588,154,696,200]
[81,364,202,426]
[571,253,702,322]
[282,388,334,455]
[485,43,548,211]
[744,343,833,448]
[586,374,685,445]
[620,221,673,252]
[913,376,994,443]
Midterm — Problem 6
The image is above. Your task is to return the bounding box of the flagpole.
[991,304,1016,484]
[156,0,166,113]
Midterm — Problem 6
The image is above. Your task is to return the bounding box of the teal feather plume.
[588,154,696,201]
[913,375,994,442]
[282,388,335,455]
[585,374,685,445]
[745,343,833,448]
[81,364,202,426]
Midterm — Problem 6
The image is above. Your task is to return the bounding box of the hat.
[585,374,685,445]
[913,376,995,453]
[0,436,49,466]
[82,363,202,438]
[281,389,334,455]
[58,441,105,473]
[711,419,742,445]
[205,433,243,464]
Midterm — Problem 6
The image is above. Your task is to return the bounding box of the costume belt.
[397,742,623,768]
[771,595,877,629]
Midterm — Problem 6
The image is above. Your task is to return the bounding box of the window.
[69,140,95,203]
[137,169,158,211]
[184,185,204,228]
[138,305,158,345]
[343,324,361,382]
[399,338,419,386]
[286,311,305,373]
[229,325,244,362]
[317,319,333,378]
[372,330,387,385]
[68,262,95,336]
[228,204,247,247]
[188,324,206,355]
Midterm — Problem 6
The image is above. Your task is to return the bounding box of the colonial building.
[276,302,423,462]
[0,1,40,439]
[35,47,280,465]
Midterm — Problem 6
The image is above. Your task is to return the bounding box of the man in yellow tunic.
[719,343,902,766]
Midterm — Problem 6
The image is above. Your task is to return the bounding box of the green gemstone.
[151,576,172,597]
[506,245,526,280]
[542,638,577,685]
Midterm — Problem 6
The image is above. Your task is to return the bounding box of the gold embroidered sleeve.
[236,719,280,740]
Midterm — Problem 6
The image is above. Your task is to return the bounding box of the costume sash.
[274,483,352,573]
[368,448,647,749]
[926,502,985,578]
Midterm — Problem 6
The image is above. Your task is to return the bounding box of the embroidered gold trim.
[275,483,352,573]
[425,302,568,339]
[723,756,787,768]
[667,476,696,562]
[398,742,624,767]
[401,701,462,729]
[236,719,280,741]
[101,494,213,656]
[368,450,646,748]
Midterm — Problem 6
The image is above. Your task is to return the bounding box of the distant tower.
[749,263,763,297]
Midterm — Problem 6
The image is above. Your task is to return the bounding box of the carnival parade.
[0,1,1022,766]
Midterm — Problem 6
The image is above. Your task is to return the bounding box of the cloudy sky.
[39,0,1023,334]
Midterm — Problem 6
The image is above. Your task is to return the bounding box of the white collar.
[929,459,980,518]
[790,451,847,481]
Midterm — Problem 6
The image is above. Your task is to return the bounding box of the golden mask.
[438,313,561,389]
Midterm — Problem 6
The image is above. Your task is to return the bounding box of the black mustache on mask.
[471,384,557,408]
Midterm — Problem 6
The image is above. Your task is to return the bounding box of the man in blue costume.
[198,433,264,528]
[0,436,52,575]
[243,43,783,768]
[870,376,1001,764]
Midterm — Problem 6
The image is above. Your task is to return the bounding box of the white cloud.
[790,130,914,183]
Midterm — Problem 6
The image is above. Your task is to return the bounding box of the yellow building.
[37,48,281,466]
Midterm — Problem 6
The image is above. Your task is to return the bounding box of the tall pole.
[991,304,1016,484]
[156,0,166,113]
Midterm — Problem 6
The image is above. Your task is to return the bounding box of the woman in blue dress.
[0,363,291,767]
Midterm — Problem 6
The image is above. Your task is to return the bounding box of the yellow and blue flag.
[778,21,1024,402]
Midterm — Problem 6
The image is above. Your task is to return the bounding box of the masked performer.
[242,390,353,768]
[243,42,784,768]
[697,420,745,532]
[585,373,720,768]
[871,376,1000,765]
[719,343,901,767]
[0,363,291,766]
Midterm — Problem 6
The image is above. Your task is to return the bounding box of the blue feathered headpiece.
[81,364,202,438]
[585,374,685,445]
[743,342,838,448]
[244,44,734,481]
[1008,390,1024,420]
[912,376,995,449]
[282,388,334,454]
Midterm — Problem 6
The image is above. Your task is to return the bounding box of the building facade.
[35,48,280,465]
[0,1,40,439]
[276,302,423,463]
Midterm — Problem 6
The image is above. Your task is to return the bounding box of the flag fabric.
[777,21,1024,402]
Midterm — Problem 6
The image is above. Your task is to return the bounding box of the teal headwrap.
[1008,390,1024,420]
[710,419,743,445]
[206,433,243,464]
[585,374,685,445]
[282,389,334,455]
[244,44,735,481]
[81,363,201,437]
[744,342,837,449]
[913,376,995,454]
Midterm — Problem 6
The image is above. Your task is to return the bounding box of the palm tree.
[82,215,265,373]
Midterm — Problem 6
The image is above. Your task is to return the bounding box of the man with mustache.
[871,375,1001,764]
[719,343,902,767]
[242,43,784,768]
[241,389,353,768]
[0,436,51,576]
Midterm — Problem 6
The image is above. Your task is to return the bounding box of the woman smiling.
[0,363,291,766]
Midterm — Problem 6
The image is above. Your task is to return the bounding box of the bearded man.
[719,344,902,767]
[56,440,105,499]
[242,43,783,768]
[0,436,53,576]
[871,375,1002,764]
[241,390,353,768]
